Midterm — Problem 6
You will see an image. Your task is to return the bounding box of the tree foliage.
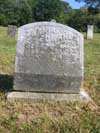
[76,0,100,25]
[76,0,100,7]
[61,1,71,15]
[66,8,100,32]
[0,0,100,33]
[16,0,32,26]
[33,0,64,22]
[0,0,32,26]
[0,0,71,26]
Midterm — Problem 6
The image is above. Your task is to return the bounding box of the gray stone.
[51,19,56,22]
[14,22,84,94]
[87,25,94,40]
[7,25,17,38]
[7,91,91,102]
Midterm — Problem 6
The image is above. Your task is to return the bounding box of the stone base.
[7,90,91,103]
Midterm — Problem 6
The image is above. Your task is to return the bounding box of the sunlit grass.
[0,26,16,74]
[0,27,100,133]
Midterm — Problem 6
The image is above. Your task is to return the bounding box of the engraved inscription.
[14,22,84,93]
[24,27,80,65]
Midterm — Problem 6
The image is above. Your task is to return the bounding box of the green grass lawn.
[0,26,100,133]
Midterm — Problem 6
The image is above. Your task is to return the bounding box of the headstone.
[51,19,56,23]
[14,22,84,94]
[87,25,94,40]
[7,22,86,102]
[7,25,17,38]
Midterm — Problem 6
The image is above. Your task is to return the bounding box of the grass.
[0,27,16,74]
[84,33,100,104]
[0,26,100,133]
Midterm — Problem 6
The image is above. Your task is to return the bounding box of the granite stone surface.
[14,22,84,93]
[87,25,94,40]
[7,25,17,38]
[7,91,91,102]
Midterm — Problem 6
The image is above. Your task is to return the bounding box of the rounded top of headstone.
[19,22,83,37]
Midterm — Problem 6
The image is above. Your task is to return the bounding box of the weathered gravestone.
[87,25,94,40]
[8,22,86,101]
[51,19,56,23]
[7,25,17,38]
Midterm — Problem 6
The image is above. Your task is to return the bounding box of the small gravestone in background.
[51,19,56,22]
[7,25,17,38]
[87,25,94,40]
[7,22,90,102]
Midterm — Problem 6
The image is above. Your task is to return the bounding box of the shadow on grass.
[0,74,13,92]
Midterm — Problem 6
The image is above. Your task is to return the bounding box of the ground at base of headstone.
[7,90,91,103]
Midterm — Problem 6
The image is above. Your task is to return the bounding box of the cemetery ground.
[0,26,100,133]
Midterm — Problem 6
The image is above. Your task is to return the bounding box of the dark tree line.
[0,0,68,26]
[0,0,32,26]
[0,0,100,32]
